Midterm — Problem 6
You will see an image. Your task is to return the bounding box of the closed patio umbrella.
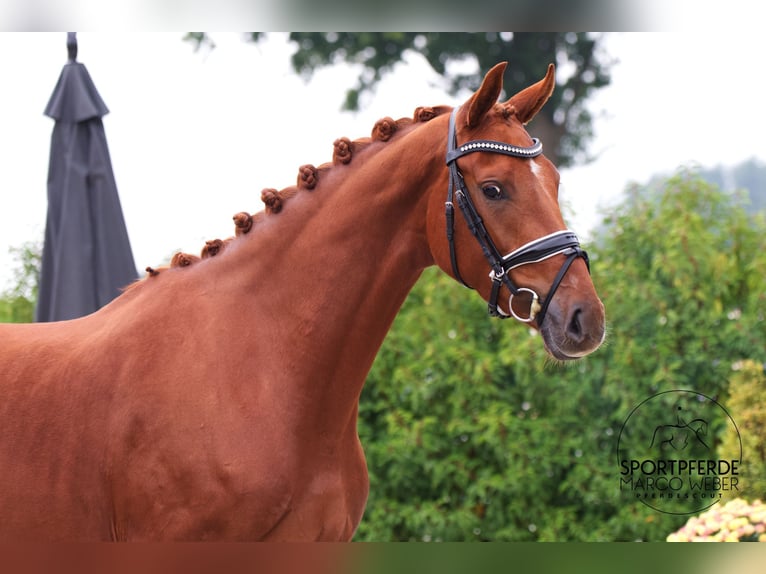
[36,33,137,322]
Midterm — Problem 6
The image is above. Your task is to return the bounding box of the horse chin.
[541,335,595,361]
[538,318,606,362]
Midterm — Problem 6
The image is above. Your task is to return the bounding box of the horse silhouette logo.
[650,405,709,451]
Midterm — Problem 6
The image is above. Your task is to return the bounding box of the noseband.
[445,107,590,325]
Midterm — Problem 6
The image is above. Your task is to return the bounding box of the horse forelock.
[126,104,452,293]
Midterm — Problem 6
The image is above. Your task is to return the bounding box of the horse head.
[427,62,605,360]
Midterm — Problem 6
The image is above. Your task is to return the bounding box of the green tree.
[592,169,766,398]
[0,240,41,323]
[718,360,766,502]
[355,169,766,541]
[187,32,612,168]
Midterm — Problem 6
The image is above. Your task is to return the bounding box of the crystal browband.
[445,138,543,163]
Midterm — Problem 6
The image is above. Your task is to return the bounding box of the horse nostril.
[566,307,584,343]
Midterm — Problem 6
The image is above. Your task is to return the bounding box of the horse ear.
[465,62,507,128]
[505,63,556,125]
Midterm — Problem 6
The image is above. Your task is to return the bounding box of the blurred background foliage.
[718,361,766,503]
[0,240,40,323]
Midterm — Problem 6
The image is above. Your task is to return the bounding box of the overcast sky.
[1,32,764,289]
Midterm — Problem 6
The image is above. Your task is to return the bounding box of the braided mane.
[129,105,451,290]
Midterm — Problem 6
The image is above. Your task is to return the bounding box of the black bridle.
[445,107,590,325]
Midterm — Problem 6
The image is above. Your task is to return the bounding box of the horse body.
[0,63,605,540]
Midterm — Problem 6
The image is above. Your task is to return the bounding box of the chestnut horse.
[0,62,604,540]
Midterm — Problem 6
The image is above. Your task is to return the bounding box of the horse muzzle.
[538,296,606,360]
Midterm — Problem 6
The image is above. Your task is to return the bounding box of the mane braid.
[129,104,451,292]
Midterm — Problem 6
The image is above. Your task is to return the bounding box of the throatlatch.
[444,108,590,325]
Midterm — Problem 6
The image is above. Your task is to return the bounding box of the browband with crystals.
[446,138,543,164]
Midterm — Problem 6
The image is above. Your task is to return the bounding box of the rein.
[445,107,590,325]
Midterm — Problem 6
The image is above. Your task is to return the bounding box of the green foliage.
[0,240,41,323]
[593,170,766,398]
[718,361,766,501]
[355,169,766,541]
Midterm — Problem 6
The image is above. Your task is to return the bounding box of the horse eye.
[482,184,503,200]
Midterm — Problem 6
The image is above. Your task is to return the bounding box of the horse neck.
[224,118,448,428]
